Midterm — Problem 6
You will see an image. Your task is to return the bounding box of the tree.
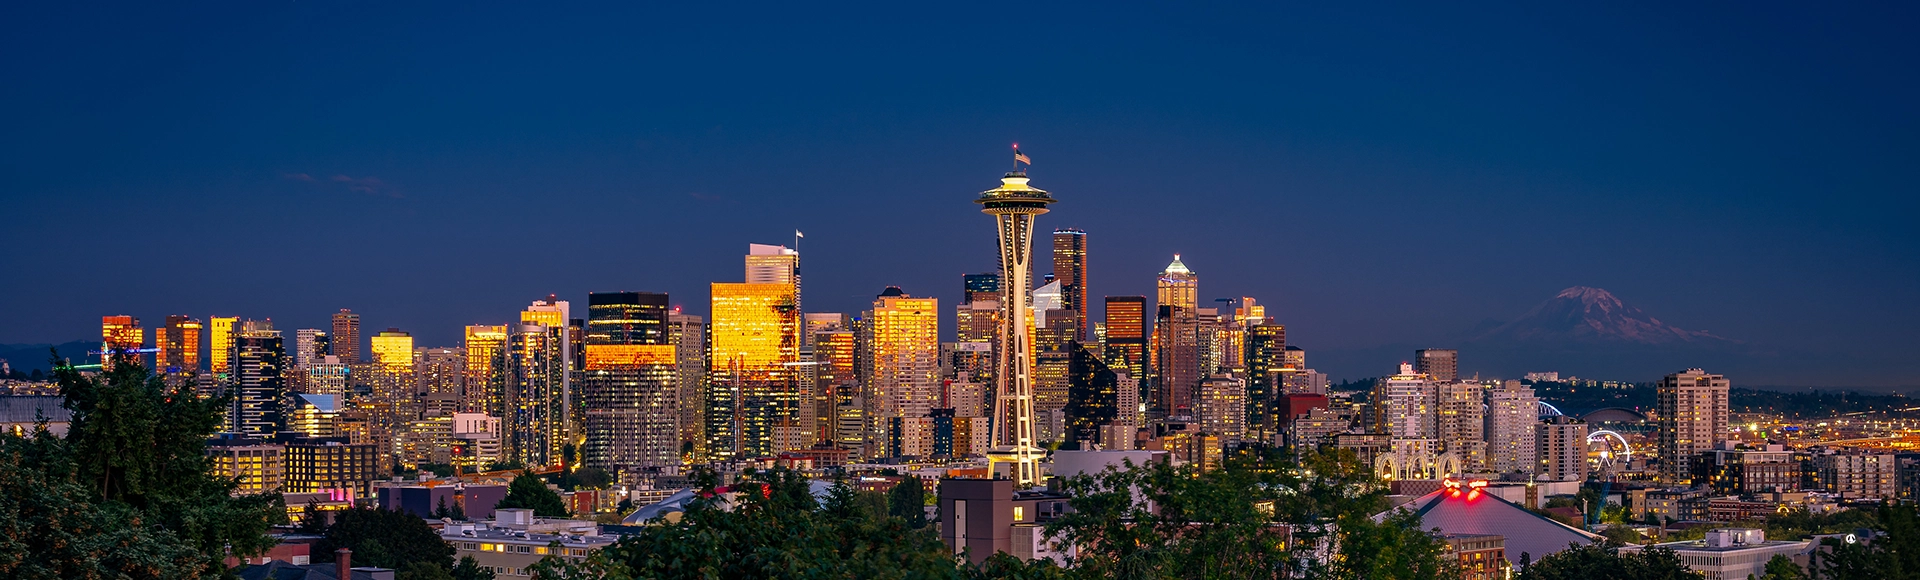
[0,429,205,579]
[599,469,961,579]
[433,496,467,520]
[889,477,928,528]
[1757,554,1808,580]
[400,561,457,580]
[527,544,634,580]
[452,556,497,580]
[1516,542,1700,580]
[312,506,456,570]
[1809,505,1920,580]
[0,352,287,577]
[497,473,570,517]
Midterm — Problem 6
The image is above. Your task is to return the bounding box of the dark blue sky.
[3,2,1915,385]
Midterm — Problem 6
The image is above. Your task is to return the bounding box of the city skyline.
[3,3,1916,387]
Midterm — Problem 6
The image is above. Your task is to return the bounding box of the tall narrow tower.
[976,153,1055,487]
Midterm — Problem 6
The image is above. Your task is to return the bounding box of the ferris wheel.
[1587,429,1632,470]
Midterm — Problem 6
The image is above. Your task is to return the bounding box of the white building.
[1371,363,1436,439]
[1619,528,1808,580]
[1484,380,1539,475]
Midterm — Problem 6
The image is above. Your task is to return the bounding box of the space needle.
[978,145,1053,487]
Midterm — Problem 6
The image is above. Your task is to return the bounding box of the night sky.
[3,3,1915,385]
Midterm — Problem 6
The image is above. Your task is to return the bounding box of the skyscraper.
[1196,374,1247,441]
[331,309,362,364]
[1063,344,1118,446]
[961,273,1001,305]
[1242,323,1286,439]
[234,321,287,436]
[462,325,509,414]
[976,163,1055,486]
[1101,296,1147,382]
[587,292,670,346]
[1484,380,1539,475]
[508,319,568,467]
[868,287,941,457]
[1151,303,1201,417]
[1537,416,1589,482]
[1051,228,1087,341]
[668,311,707,461]
[521,298,574,443]
[415,347,464,400]
[1658,368,1730,482]
[294,329,329,367]
[581,291,677,479]
[1370,362,1437,439]
[1415,349,1459,383]
[1156,255,1197,310]
[708,281,802,460]
[745,243,801,313]
[209,316,239,377]
[155,315,203,375]
[1436,381,1486,471]
[100,315,144,371]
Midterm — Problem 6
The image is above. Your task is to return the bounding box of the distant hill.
[0,341,99,373]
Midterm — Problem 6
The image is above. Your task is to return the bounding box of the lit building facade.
[975,167,1055,485]
[1370,363,1437,439]
[1415,349,1460,383]
[155,315,203,375]
[508,320,569,467]
[101,315,144,371]
[209,316,239,377]
[464,325,509,414]
[1537,416,1589,482]
[1484,380,1539,475]
[1101,296,1147,383]
[234,323,289,436]
[708,281,802,460]
[331,309,361,364]
[1051,228,1088,342]
[1658,368,1730,482]
[868,289,940,456]
[668,312,707,461]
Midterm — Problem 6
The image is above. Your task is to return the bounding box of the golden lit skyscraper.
[331,309,361,364]
[1101,297,1147,383]
[462,325,509,413]
[976,161,1054,486]
[209,316,239,376]
[745,243,801,313]
[520,297,574,436]
[708,281,801,460]
[370,329,415,385]
[367,329,416,462]
[1156,255,1198,310]
[155,315,203,375]
[582,344,679,477]
[100,315,144,371]
[868,288,939,456]
[814,328,857,448]
[1051,228,1088,342]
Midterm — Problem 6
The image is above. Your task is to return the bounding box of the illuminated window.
[1013,506,1024,520]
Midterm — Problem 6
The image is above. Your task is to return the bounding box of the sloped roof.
[1376,487,1601,564]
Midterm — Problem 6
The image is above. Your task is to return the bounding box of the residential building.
[1536,416,1588,482]
[1415,349,1459,382]
[1659,368,1730,482]
[1484,380,1539,475]
[331,309,361,364]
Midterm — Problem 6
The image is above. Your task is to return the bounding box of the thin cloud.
[282,172,315,182]
[286,172,402,198]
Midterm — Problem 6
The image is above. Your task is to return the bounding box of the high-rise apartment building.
[508,320,568,467]
[1051,228,1087,341]
[155,315,203,375]
[867,288,940,457]
[209,316,239,377]
[1370,363,1437,439]
[1537,416,1589,482]
[520,298,574,443]
[1156,255,1197,310]
[1196,374,1247,441]
[415,347,464,400]
[668,312,707,461]
[1415,349,1459,383]
[1101,296,1147,382]
[1658,368,1731,482]
[234,322,288,436]
[1484,380,1540,475]
[708,281,802,460]
[1243,323,1287,437]
[293,329,329,367]
[331,309,361,364]
[462,325,509,414]
[1436,382,1487,471]
[100,315,144,371]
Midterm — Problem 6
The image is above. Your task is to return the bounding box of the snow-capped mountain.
[1473,286,1734,346]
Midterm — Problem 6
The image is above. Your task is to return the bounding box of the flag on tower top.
[795,230,804,238]
[1014,150,1031,166]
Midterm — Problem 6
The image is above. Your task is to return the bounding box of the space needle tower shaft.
[977,147,1054,487]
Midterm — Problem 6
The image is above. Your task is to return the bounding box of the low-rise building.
[1619,528,1809,580]
[206,435,284,495]
[1443,533,1508,580]
[1810,453,1897,499]
[1692,444,1799,495]
[283,437,379,498]
[441,509,616,579]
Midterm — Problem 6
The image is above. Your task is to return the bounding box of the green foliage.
[965,553,1071,580]
[433,495,467,520]
[312,505,456,570]
[1809,505,1920,580]
[1764,507,1877,540]
[0,353,286,578]
[1516,543,1701,580]
[601,469,961,579]
[889,477,928,528]
[452,556,497,580]
[1599,526,1646,546]
[1757,554,1807,580]
[400,560,457,580]
[485,459,528,472]
[0,429,205,579]
[497,473,570,517]
[527,543,634,580]
[1045,446,1455,580]
[547,466,612,491]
